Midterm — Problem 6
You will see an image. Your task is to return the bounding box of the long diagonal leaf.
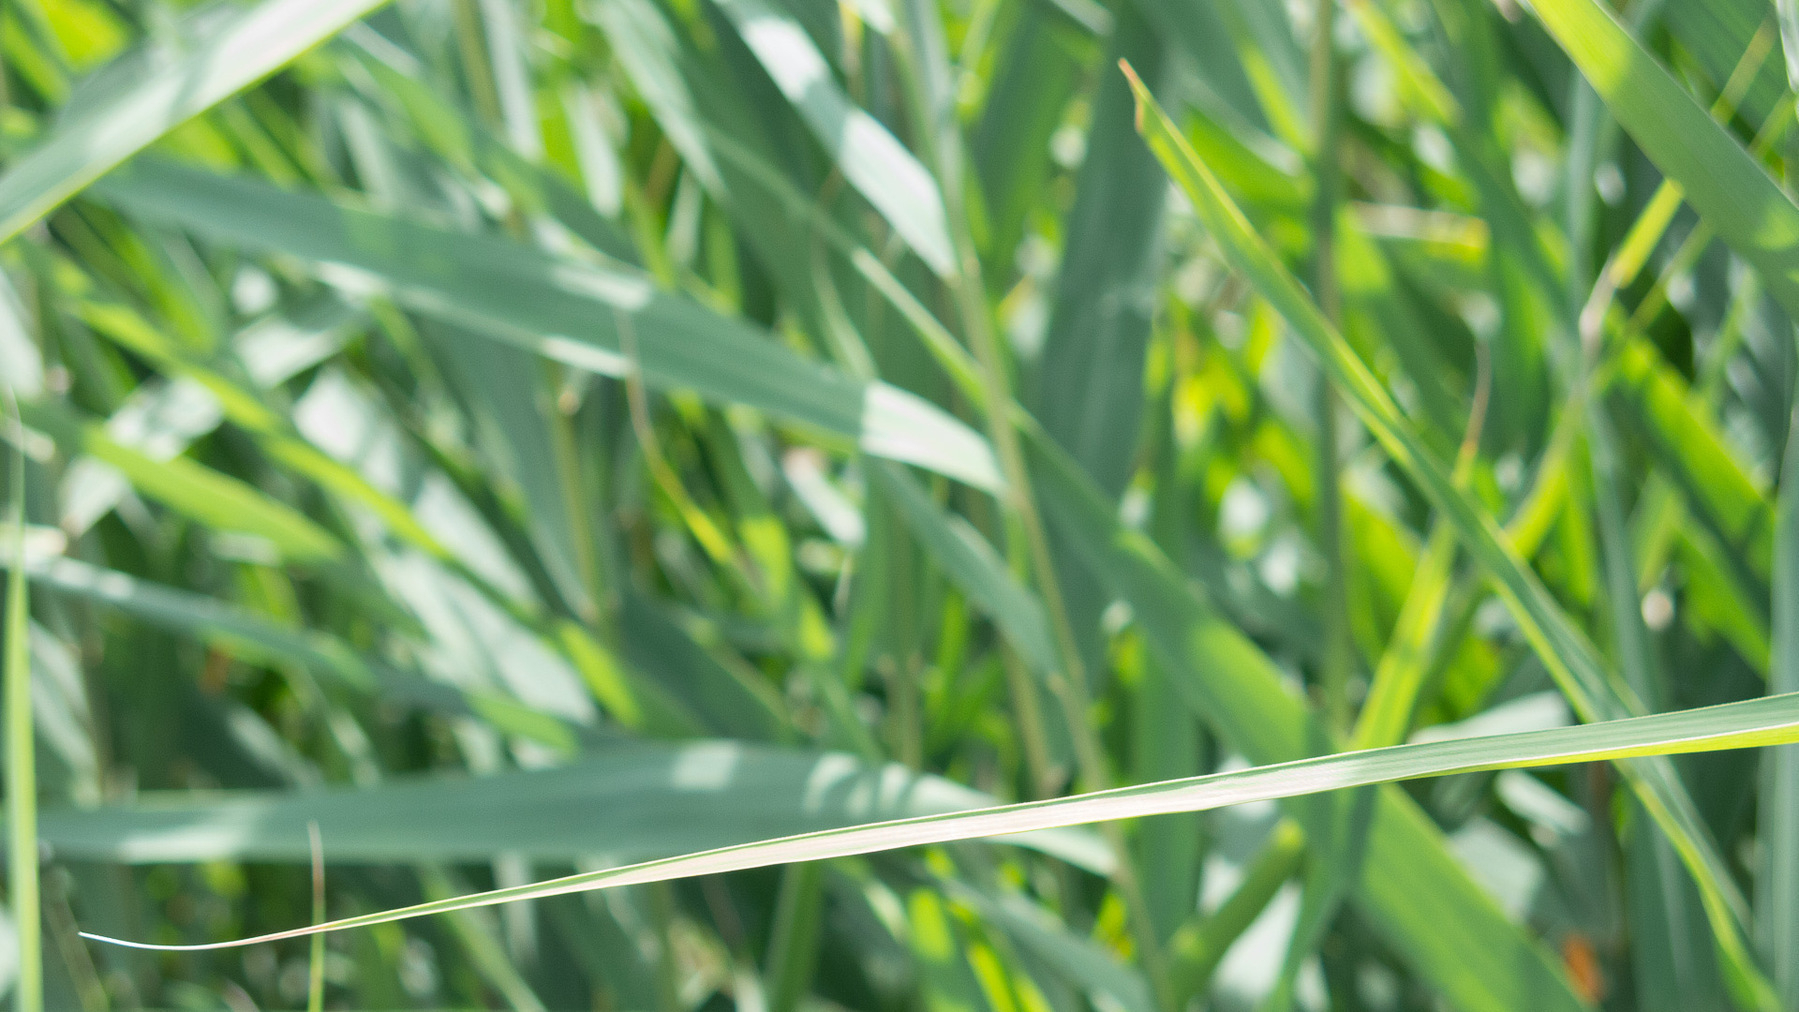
[78,691,1799,952]
[1033,3,1168,500]
[1613,340,1774,599]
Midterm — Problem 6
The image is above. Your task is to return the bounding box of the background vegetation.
[3,0,1799,1008]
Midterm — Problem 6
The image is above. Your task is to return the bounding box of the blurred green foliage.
[2,0,1799,1008]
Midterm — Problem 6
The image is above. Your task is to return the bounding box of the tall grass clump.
[4,0,1799,1008]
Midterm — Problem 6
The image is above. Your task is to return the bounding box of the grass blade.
[306,821,325,1012]
[710,0,954,275]
[4,399,41,1012]
[4,554,577,749]
[17,399,344,564]
[1122,65,1775,1006]
[1760,397,1799,1005]
[870,462,1055,676]
[1521,0,1799,323]
[42,742,1111,872]
[75,691,1799,952]
[1033,10,1167,499]
[0,0,391,245]
[1352,523,1455,748]
[1613,340,1773,608]
[97,160,1002,492]
[971,7,1080,281]
[1028,429,1584,1010]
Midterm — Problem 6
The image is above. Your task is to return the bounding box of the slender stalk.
[937,235,1062,801]
[1167,820,1306,1007]
[452,0,505,129]
[1764,9,1799,1000]
[1000,648,1057,798]
[4,392,40,1012]
[648,881,682,1012]
[958,115,1183,1012]
[308,822,326,1012]
[1306,0,1352,733]
[763,863,825,1012]
[1760,391,1799,1006]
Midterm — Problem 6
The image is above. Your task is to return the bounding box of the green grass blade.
[1780,0,1799,89]
[41,742,1111,873]
[951,884,1156,1012]
[1122,65,1774,1006]
[1592,380,1727,1007]
[0,0,392,245]
[1760,399,1799,1005]
[338,32,637,265]
[307,821,324,1012]
[97,160,1002,492]
[1033,13,1167,499]
[17,399,345,564]
[710,0,954,275]
[586,0,722,192]
[1028,429,1583,1010]
[4,554,576,750]
[427,322,593,615]
[417,866,549,1012]
[970,7,1080,280]
[618,593,787,741]
[1613,339,1773,619]
[1353,523,1456,749]
[4,400,41,1012]
[70,295,459,559]
[1521,0,1799,322]
[75,691,1799,953]
[870,462,1055,676]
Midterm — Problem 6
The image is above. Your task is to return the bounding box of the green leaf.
[5,554,577,750]
[1612,338,1773,619]
[1027,430,1584,1011]
[709,0,955,275]
[1353,523,1456,749]
[426,320,593,616]
[18,399,346,564]
[42,741,1112,873]
[1759,399,1799,1006]
[1522,0,1799,323]
[971,7,1082,280]
[0,0,393,244]
[76,687,1799,955]
[1122,63,1773,1009]
[96,159,1002,492]
[4,400,42,1012]
[1033,11,1167,500]
[951,884,1155,1012]
[870,461,1055,677]
[586,0,723,192]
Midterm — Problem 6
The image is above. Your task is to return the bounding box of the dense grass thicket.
[6,0,1799,1008]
